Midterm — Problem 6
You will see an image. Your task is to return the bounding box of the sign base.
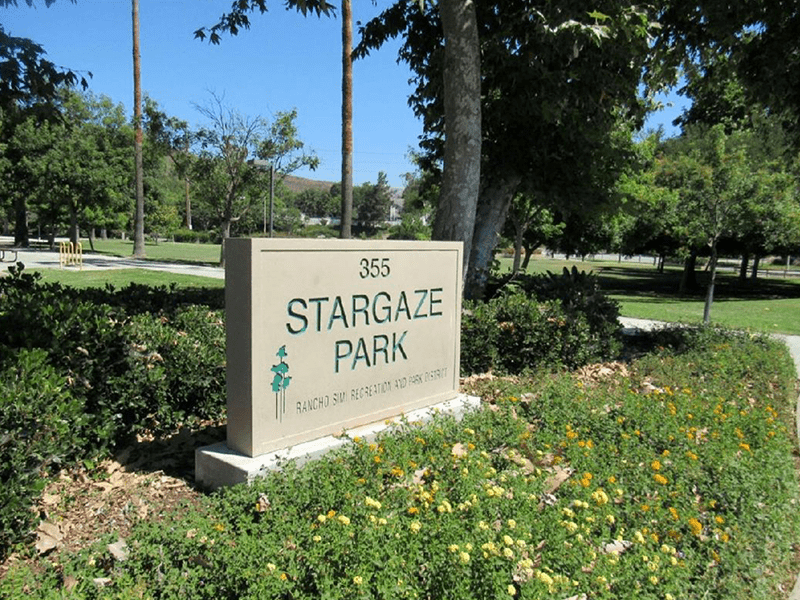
[195,393,480,490]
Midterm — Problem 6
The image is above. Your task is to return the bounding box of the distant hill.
[282,174,337,195]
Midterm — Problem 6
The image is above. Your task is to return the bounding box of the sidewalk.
[0,245,224,280]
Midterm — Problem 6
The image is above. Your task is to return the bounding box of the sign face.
[226,238,463,458]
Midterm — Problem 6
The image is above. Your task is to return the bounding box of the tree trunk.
[339,0,353,239]
[751,255,760,280]
[13,196,28,247]
[184,177,192,230]
[68,208,79,246]
[679,249,698,294]
[511,215,524,274]
[219,220,232,268]
[739,252,749,282]
[132,0,146,258]
[464,175,522,299]
[703,240,719,324]
[432,0,481,286]
[521,244,533,271]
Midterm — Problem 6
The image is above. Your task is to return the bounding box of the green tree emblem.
[271,345,291,422]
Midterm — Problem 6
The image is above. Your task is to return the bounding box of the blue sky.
[3,0,684,188]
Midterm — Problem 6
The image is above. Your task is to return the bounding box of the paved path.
[621,317,800,600]
[0,246,224,280]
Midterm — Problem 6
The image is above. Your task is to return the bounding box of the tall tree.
[431,0,481,286]
[339,0,353,238]
[131,0,145,257]
[4,91,131,247]
[191,93,317,266]
[357,1,655,297]
[1,0,90,246]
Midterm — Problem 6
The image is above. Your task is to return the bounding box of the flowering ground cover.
[2,328,798,599]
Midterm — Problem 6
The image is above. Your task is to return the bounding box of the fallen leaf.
[451,443,468,458]
[35,532,59,555]
[601,540,632,555]
[63,575,79,591]
[37,521,63,541]
[107,538,129,562]
[41,492,60,506]
[255,493,271,512]
[543,465,573,494]
[412,468,428,485]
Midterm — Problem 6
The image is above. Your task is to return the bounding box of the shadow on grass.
[595,266,800,301]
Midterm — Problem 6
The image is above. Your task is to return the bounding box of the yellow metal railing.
[59,241,83,270]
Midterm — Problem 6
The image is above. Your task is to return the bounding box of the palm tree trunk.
[339,0,353,239]
[132,0,146,258]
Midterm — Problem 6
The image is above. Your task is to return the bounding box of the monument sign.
[225,238,463,458]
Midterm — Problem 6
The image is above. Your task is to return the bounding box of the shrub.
[0,268,229,559]
[460,291,606,375]
[460,301,498,374]
[171,228,220,244]
[0,349,86,559]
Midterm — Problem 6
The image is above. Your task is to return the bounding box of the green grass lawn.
[29,268,224,289]
[90,238,222,265]
[498,256,800,335]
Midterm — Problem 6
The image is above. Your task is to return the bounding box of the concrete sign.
[226,238,463,458]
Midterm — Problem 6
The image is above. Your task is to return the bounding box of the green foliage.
[463,267,621,374]
[170,228,221,244]
[461,284,618,375]
[388,210,431,240]
[525,267,622,359]
[0,348,85,560]
[0,266,226,559]
[5,329,797,599]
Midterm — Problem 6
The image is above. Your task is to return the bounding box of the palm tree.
[131,0,145,258]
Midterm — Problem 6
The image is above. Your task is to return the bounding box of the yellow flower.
[280,573,288,581]
[688,518,702,536]
[459,551,470,564]
[653,474,668,485]
[327,509,336,518]
[365,496,382,510]
[317,514,327,523]
[409,521,422,533]
[503,547,515,559]
[715,516,725,524]
[649,575,659,585]
[739,443,751,452]
[337,515,351,525]
[507,584,517,596]
[214,523,225,532]
[503,534,514,546]
[591,489,609,505]
[353,576,363,586]
[312,535,321,542]
[408,506,419,515]
[507,519,517,529]
[267,563,276,572]
[651,460,661,471]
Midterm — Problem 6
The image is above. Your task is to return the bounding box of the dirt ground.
[0,422,226,579]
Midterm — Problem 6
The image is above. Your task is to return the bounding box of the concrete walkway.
[0,245,224,280]
[620,317,800,600]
